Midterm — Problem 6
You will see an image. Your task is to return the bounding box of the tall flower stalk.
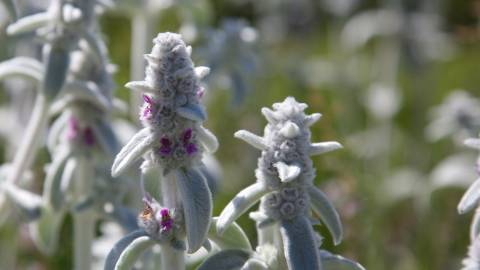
[201,97,363,270]
[1,0,105,186]
[108,32,219,270]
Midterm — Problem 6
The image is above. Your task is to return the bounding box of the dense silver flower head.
[216,97,354,270]
[112,32,218,177]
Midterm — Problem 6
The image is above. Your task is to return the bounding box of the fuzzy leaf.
[62,80,112,111]
[176,103,207,122]
[47,113,70,151]
[274,162,301,183]
[279,121,301,138]
[309,187,343,245]
[111,128,155,177]
[197,126,219,153]
[304,113,322,126]
[261,107,278,123]
[197,249,251,270]
[6,12,50,35]
[195,66,210,79]
[1,0,18,20]
[175,168,213,253]
[319,250,365,270]
[0,57,44,81]
[234,130,268,150]
[29,207,65,255]
[465,138,480,150]
[104,230,148,270]
[217,183,269,234]
[125,81,156,93]
[241,258,269,270]
[2,183,42,220]
[91,118,120,156]
[114,236,155,270]
[209,217,252,250]
[471,210,480,242]
[43,150,71,211]
[43,46,70,100]
[80,30,105,65]
[280,216,321,270]
[458,178,480,214]
[309,141,343,156]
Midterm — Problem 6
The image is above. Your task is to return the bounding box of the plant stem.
[160,172,185,270]
[129,13,156,122]
[73,157,95,270]
[7,93,48,184]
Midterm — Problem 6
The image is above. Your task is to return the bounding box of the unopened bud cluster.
[137,196,182,242]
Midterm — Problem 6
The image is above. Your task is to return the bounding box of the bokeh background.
[1,0,480,269]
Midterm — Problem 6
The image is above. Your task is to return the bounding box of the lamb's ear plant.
[0,0,106,188]
[0,1,132,269]
[457,136,480,269]
[200,97,364,270]
[107,32,220,269]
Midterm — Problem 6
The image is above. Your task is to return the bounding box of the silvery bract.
[212,97,363,270]
[111,32,218,254]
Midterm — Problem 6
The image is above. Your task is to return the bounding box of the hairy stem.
[129,13,156,121]
[7,93,48,184]
[160,172,185,270]
[73,157,95,270]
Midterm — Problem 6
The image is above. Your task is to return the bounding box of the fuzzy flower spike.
[216,97,354,270]
[111,33,218,253]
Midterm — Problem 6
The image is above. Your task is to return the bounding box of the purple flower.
[67,117,80,140]
[197,87,205,99]
[83,127,95,146]
[159,137,172,156]
[160,208,173,232]
[142,94,154,119]
[185,143,198,155]
[182,128,193,145]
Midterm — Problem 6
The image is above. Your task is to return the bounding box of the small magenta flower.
[160,208,174,232]
[159,137,172,156]
[83,127,95,147]
[142,94,155,120]
[67,117,80,140]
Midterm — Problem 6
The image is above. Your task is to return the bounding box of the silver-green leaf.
[197,249,251,270]
[111,128,155,177]
[217,183,269,234]
[175,168,212,253]
[280,216,321,270]
[458,178,480,214]
[309,187,343,245]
